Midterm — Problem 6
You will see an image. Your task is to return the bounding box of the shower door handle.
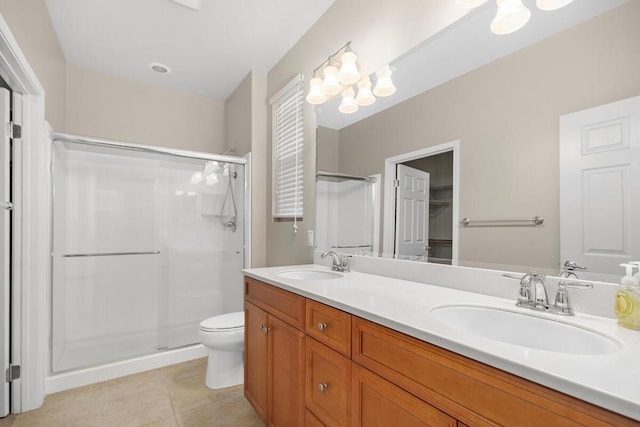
[0,201,12,211]
[62,251,161,258]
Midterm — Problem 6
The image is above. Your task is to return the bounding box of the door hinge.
[393,179,400,188]
[5,364,20,382]
[8,122,21,139]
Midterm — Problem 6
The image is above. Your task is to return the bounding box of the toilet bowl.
[199,311,244,389]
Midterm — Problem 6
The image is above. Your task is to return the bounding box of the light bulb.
[373,65,396,97]
[306,77,327,105]
[338,51,360,85]
[321,65,342,96]
[456,0,488,8]
[355,77,376,107]
[490,0,531,35]
[536,0,574,11]
[338,87,359,114]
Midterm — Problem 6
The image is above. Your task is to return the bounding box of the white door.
[395,164,430,258]
[0,88,11,417]
[560,95,640,275]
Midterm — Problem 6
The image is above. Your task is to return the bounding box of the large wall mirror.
[315,0,640,282]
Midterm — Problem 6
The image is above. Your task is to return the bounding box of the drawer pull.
[318,383,329,392]
[317,322,328,332]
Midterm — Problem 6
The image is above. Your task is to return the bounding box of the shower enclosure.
[51,134,246,374]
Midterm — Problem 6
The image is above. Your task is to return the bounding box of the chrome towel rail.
[459,216,544,227]
[62,251,160,258]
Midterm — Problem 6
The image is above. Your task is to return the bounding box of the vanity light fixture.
[490,0,531,35]
[305,41,396,114]
[339,87,359,114]
[536,0,574,11]
[372,65,396,97]
[462,0,574,35]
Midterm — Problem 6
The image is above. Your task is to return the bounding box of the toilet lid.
[200,311,244,332]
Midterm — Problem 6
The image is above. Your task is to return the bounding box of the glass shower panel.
[52,141,245,373]
[52,142,161,373]
[156,158,245,349]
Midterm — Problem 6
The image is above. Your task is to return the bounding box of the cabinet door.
[352,364,456,427]
[245,301,269,424]
[269,314,305,427]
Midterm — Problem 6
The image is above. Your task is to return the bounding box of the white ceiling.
[45,0,335,100]
[317,0,628,130]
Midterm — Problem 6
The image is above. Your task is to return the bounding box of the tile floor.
[0,358,263,427]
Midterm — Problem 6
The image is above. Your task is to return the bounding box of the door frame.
[382,140,460,263]
[0,15,49,412]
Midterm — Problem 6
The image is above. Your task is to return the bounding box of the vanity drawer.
[352,364,456,427]
[306,299,352,357]
[352,317,636,427]
[306,337,351,426]
[245,277,305,330]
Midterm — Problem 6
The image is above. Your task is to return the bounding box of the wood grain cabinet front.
[306,299,352,357]
[305,337,351,426]
[351,364,456,427]
[244,279,306,427]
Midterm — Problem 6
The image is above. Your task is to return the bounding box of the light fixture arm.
[312,41,352,76]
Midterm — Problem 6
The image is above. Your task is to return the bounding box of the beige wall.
[266,0,468,266]
[336,2,640,270]
[66,65,225,153]
[225,73,252,156]
[250,71,268,267]
[0,0,67,130]
[316,126,339,173]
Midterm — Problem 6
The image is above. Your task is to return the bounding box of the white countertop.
[243,264,640,421]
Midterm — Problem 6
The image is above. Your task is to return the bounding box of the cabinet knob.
[317,322,327,332]
[318,383,328,392]
[259,324,270,334]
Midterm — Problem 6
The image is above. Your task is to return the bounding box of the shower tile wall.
[51,142,244,373]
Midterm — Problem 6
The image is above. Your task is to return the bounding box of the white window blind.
[271,74,304,223]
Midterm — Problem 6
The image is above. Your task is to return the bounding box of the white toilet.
[199,311,244,389]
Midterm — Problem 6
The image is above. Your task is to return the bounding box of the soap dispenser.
[615,263,640,330]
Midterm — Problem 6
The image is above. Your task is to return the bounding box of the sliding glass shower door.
[51,139,245,373]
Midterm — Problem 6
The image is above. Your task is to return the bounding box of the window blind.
[271,75,304,223]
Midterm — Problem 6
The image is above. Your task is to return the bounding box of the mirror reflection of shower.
[190,158,239,232]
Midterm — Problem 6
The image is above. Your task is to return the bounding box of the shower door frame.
[50,132,250,372]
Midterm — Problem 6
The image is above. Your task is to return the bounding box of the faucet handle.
[553,281,593,316]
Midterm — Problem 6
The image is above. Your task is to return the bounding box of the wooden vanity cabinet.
[245,278,639,427]
[244,278,306,426]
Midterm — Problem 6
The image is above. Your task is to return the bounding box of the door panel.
[560,95,640,274]
[244,301,268,424]
[395,164,430,258]
[0,87,11,417]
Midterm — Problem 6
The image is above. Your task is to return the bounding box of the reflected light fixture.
[490,0,531,35]
[373,65,396,97]
[355,77,376,107]
[338,87,359,114]
[305,42,397,114]
[536,0,574,11]
[463,0,575,35]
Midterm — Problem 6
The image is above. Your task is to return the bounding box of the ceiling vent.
[169,0,202,11]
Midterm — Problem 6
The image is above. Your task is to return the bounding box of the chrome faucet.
[504,273,593,316]
[321,250,350,272]
[560,260,587,279]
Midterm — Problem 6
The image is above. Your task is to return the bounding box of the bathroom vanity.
[242,266,640,426]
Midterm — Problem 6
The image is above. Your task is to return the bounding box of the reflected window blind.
[271,74,304,223]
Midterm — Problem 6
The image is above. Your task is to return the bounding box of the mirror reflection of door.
[395,164,430,259]
[393,151,454,263]
[560,95,640,275]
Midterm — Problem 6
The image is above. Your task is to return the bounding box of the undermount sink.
[430,305,622,355]
[277,269,342,280]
